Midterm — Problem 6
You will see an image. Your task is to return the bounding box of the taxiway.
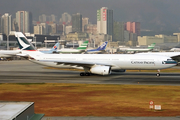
[0,60,180,85]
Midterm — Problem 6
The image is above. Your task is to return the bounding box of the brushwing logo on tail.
[17,35,30,49]
[15,33,36,50]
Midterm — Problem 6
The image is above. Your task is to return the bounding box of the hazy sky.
[1,0,180,31]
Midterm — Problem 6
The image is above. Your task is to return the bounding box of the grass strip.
[0,83,180,116]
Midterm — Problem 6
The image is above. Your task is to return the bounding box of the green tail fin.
[76,41,89,50]
[148,43,156,49]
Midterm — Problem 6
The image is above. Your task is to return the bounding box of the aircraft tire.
[85,73,90,76]
[80,72,85,76]
[156,73,160,77]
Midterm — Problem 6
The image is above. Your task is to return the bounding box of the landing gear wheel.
[85,73,90,76]
[156,73,160,77]
[80,72,85,76]
[156,69,161,77]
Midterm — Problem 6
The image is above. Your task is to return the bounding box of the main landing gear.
[156,70,160,77]
[80,72,91,76]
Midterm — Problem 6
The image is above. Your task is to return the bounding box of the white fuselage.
[127,48,151,52]
[170,48,180,52]
[119,47,151,52]
[57,48,84,53]
[86,50,105,54]
[0,50,21,57]
[137,52,180,57]
[27,52,176,70]
[37,48,51,51]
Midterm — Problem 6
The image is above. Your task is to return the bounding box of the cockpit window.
[167,59,173,61]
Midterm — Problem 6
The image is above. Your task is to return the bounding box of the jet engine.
[90,65,111,75]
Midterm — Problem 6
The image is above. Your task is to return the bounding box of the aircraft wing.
[170,54,180,63]
[16,53,29,57]
[39,60,114,68]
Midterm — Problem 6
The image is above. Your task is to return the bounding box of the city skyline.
[1,0,180,32]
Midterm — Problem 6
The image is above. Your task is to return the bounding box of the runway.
[0,60,180,85]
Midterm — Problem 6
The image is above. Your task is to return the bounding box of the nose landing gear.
[156,70,160,77]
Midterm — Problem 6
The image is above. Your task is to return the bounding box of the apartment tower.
[126,22,140,36]
[82,17,89,32]
[97,7,113,38]
[16,11,33,33]
[72,13,82,32]
[1,13,12,35]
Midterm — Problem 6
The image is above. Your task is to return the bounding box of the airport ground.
[1,60,180,119]
[0,60,180,85]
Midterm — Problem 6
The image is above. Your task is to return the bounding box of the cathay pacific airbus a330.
[15,32,177,76]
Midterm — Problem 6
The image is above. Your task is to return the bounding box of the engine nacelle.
[112,69,126,72]
[90,65,111,75]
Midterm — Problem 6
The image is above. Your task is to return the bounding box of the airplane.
[15,32,177,77]
[0,50,22,60]
[170,48,180,52]
[16,32,59,54]
[0,37,32,60]
[57,41,89,54]
[38,42,59,54]
[120,43,156,53]
[85,41,108,54]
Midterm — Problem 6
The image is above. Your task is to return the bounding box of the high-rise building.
[34,23,48,35]
[1,13,12,35]
[39,14,47,23]
[126,22,140,36]
[49,23,57,35]
[12,18,19,31]
[41,23,48,35]
[65,25,72,34]
[61,12,71,24]
[47,14,57,23]
[0,15,1,33]
[16,11,33,33]
[113,21,125,42]
[82,17,89,32]
[84,24,97,34]
[97,7,113,39]
[34,25,43,35]
[72,13,82,32]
